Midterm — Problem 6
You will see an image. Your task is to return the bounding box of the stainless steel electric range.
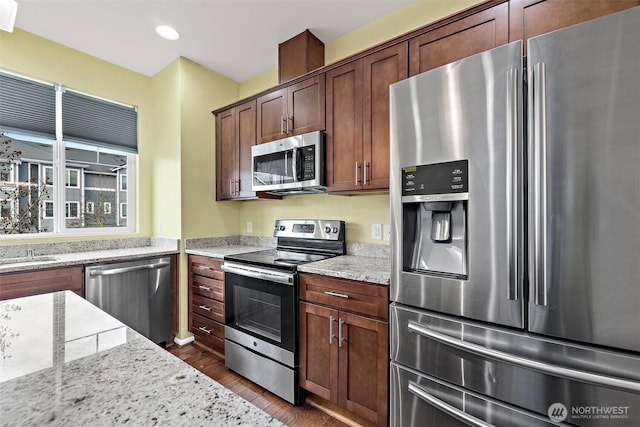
[222,219,345,404]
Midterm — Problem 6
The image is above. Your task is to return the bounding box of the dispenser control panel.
[402,160,468,196]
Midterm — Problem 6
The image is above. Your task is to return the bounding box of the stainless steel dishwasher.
[84,256,171,344]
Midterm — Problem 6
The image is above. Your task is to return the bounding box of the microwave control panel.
[301,146,316,180]
[402,160,468,196]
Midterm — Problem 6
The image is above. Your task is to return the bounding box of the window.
[44,166,54,185]
[65,169,79,188]
[44,201,54,218]
[65,201,79,218]
[0,71,137,235]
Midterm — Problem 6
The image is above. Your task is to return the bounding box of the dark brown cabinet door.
[325,61,364,192]
[236,100,256,198]
[510,0,640,54]
[215,101,256,200]
[257,87,287,143]
[339,311,388,427]
[363,43,407,191]
[326,43,407,193]
[257,76,325,144]
[216,108,236,200]
[0,266,83,300]
[299,302,339,402]
[409,2,509,76]
[288,74,325,136]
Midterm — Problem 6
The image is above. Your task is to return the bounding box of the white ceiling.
[14,0,414,82]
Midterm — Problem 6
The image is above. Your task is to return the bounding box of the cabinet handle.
[198,326,212,334]
[235,179,240,195]
[329,315,334,344]
[363,161,368,186]
[229,179,233,195]
[281,115,284,134]
[324,291,349,299]
[198,285,212,291]
[287,115,292,134]
[355,162,360,185]
[338,318,345,348]
[196,265,212,271]
[198,304,211,312]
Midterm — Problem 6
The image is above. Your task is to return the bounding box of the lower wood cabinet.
[188,255,225,355]
[299,273,389,426]
[0,266,83,301]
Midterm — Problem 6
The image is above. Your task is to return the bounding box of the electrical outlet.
[246,221,253,233]
[372,223,382,240]
[384,224,391,241]
[157,222,163,234]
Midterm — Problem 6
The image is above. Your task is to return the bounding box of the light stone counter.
[298,255,391,285]
[0,291,284,426]
[0,238,179,274]
[185,246,267,259]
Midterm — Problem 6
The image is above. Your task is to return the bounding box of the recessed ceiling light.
[155,25,180,41]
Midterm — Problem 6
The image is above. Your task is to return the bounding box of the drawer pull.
[196,265,213,271]
[198,326,212,334]
[198,285,212,291]
[198,304,211,311]
[324,291,349,299]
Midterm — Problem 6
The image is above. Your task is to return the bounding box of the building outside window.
[65,201,79,218]
[0,71,137,235]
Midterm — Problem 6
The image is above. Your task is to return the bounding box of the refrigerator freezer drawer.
[390,303,640,426]
[390,362,557,427]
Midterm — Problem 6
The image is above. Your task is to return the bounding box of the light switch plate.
[372,223,382,240]
[246,221,253,233]
[384,224,391,241]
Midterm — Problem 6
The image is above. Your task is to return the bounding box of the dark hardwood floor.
[167,343,351,427]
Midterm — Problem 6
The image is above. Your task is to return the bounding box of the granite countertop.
[0,238,179,274]
[299,255,391,285]
[0,291,283,426]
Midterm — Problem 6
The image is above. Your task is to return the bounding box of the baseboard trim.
[173,335,195,346]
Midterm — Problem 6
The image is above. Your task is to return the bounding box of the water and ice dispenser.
[402,160,468,279]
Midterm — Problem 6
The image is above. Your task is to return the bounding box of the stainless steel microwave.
[251,131,325,194]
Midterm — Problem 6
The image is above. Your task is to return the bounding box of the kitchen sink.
[0,256,59,266]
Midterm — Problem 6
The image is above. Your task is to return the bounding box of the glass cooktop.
[224,249,334,271]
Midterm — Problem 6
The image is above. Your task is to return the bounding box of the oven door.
[222,262,296,361]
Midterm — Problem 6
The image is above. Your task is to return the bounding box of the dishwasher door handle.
[89,261,171,277]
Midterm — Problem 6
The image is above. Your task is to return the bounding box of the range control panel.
[402,160,469,196]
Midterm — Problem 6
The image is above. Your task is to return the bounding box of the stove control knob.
[332,227,339,233]
[279,225,286,231]
[325,226,332,234]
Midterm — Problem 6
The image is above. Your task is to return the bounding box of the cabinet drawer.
[300,273,388,320]
[192,294,225,324]
[0,266,83,301]
[191,274,224,302]
[189,255,224,280]
[191,313,225,352]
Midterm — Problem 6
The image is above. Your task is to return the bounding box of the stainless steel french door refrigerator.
[389,7,640,426]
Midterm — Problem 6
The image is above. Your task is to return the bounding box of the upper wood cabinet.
[409,2,509,76]
[326,42,407,193]
[509,0,640,54]
[256,75,325,144]
[215,100,256,200]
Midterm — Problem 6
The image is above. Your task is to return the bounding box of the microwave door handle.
[292,147,298,182]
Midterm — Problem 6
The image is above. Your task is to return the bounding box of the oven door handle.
[221,263,294,286]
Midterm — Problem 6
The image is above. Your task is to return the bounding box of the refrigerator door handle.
[532,61,549,306]
[506,67,519,301]
[407,320,640,393]
[407,381,495,427]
